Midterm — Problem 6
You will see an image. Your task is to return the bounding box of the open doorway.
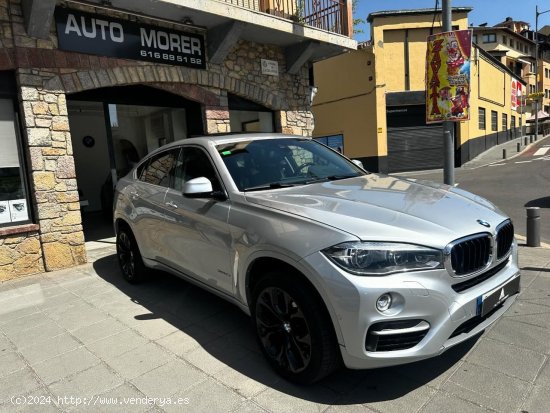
[67,85,203,243]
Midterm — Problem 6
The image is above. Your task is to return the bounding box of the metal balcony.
[223,0,353,37]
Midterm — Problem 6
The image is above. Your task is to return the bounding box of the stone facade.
[0,0,315,278]
[0,230,43,280]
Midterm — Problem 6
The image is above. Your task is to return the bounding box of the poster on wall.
[8,199,28,223]
[511,80,523,111]
[426,30,472,123]
[0,201,10,224]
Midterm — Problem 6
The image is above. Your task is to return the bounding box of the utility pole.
[535,5,540,141]
[442,0,454,185]
[535,6,550,140]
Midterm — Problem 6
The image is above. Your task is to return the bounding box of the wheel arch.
[244,255,345,346]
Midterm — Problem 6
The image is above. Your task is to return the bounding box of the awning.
[526,110,550,122]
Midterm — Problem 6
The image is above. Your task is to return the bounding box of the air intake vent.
[496,220,514,260]
[450,234,491,276]
[365,320,429,352]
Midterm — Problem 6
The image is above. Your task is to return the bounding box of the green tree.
[352,0,365,35]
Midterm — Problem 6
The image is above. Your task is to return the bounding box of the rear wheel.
[116,227,146,283]
[252,272,340,384]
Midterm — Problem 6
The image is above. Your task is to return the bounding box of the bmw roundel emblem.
[477,219,491,228]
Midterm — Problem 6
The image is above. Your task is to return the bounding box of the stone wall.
[0,0,315,278]
[0,230,43,280]
[19,77,87,271]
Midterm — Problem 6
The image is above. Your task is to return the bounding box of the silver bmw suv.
[113,134,520,384]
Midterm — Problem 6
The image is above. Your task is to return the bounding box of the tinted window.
[140,149,180,187]
[217,138,365,191]
[173,147,221,192]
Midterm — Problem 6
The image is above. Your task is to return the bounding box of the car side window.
[140,148,180,187]
[176,147,222,192]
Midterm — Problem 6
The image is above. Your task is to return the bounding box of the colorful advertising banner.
[426,30,472,123]
[511,79,523,111]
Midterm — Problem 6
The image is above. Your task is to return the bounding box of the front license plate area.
[477,275,520,317]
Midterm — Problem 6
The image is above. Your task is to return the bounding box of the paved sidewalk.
[0,244,549,413]
[462,133,550,170]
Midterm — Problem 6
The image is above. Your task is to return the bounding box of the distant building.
[313,8,527,173]
[495,17,530,34]
[471,26,536,96]
[522,26,550,113]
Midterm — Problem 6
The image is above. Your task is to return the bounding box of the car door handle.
[165,201,178,209]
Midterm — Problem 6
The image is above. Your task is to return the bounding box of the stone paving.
[0,243,549,413]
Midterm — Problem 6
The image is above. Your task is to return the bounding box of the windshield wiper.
[305,174,360,184]
[243,182,299,192]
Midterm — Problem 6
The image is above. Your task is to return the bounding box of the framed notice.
[8,199,29,222]
[0,201,10,224]
[261,59,279,76]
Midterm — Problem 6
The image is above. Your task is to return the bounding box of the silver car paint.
[114,134,520,370]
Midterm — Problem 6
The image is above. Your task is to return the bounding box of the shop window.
[502,113,508,131]
[228,94,274,133]
[491,111,498,131]
[0,98,31,227]
[482,33,496,43]
[478,108,486,130]
[314,134,344,153]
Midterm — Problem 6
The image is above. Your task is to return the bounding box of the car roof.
[162,133,308,149]
[138,133,313,163]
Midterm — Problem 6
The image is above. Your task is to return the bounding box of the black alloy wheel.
[255,286,312,374]
[252,272,340,384]
[116,228,146,283]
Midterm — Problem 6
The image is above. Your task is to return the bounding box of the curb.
[515,234,550,249]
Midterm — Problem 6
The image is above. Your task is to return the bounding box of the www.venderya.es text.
[11,395,190,407]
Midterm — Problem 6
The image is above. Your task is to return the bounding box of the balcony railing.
[222,0,352,37]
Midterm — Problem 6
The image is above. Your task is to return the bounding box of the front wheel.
[252,272,340,384]
[116,227,146,283]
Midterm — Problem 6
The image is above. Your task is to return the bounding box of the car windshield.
[216,138,366,191]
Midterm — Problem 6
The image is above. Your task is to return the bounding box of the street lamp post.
[535,6,550,139]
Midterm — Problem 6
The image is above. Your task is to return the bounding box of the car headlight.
[322,242,443,276]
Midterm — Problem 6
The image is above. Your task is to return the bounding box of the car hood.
[244,174,509,248]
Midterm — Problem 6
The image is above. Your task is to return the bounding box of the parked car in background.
[113,134,520,384]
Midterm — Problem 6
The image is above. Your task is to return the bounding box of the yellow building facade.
[313,8,528,173]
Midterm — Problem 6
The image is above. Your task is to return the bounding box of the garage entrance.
[386,105,446,173]
[67,85,203,242]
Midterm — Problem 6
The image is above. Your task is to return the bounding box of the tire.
[116,226,147,284]
[251,271,340,384]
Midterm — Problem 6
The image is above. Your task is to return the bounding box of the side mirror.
[183,177,227,200]
[351,159,364,169]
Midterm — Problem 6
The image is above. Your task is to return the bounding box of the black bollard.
[517,142,521,152]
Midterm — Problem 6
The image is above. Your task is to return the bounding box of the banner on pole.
[511,79,523,111]
[426,30,472,123]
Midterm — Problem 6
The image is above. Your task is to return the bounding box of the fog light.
[376,293,392,312]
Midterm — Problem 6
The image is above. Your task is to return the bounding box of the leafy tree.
[352,0,365,35]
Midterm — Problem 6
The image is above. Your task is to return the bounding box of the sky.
[353,0,550,42]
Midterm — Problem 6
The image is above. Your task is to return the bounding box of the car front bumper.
[301,246,520,370]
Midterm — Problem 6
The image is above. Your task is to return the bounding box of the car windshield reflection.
[216,138,366,191]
